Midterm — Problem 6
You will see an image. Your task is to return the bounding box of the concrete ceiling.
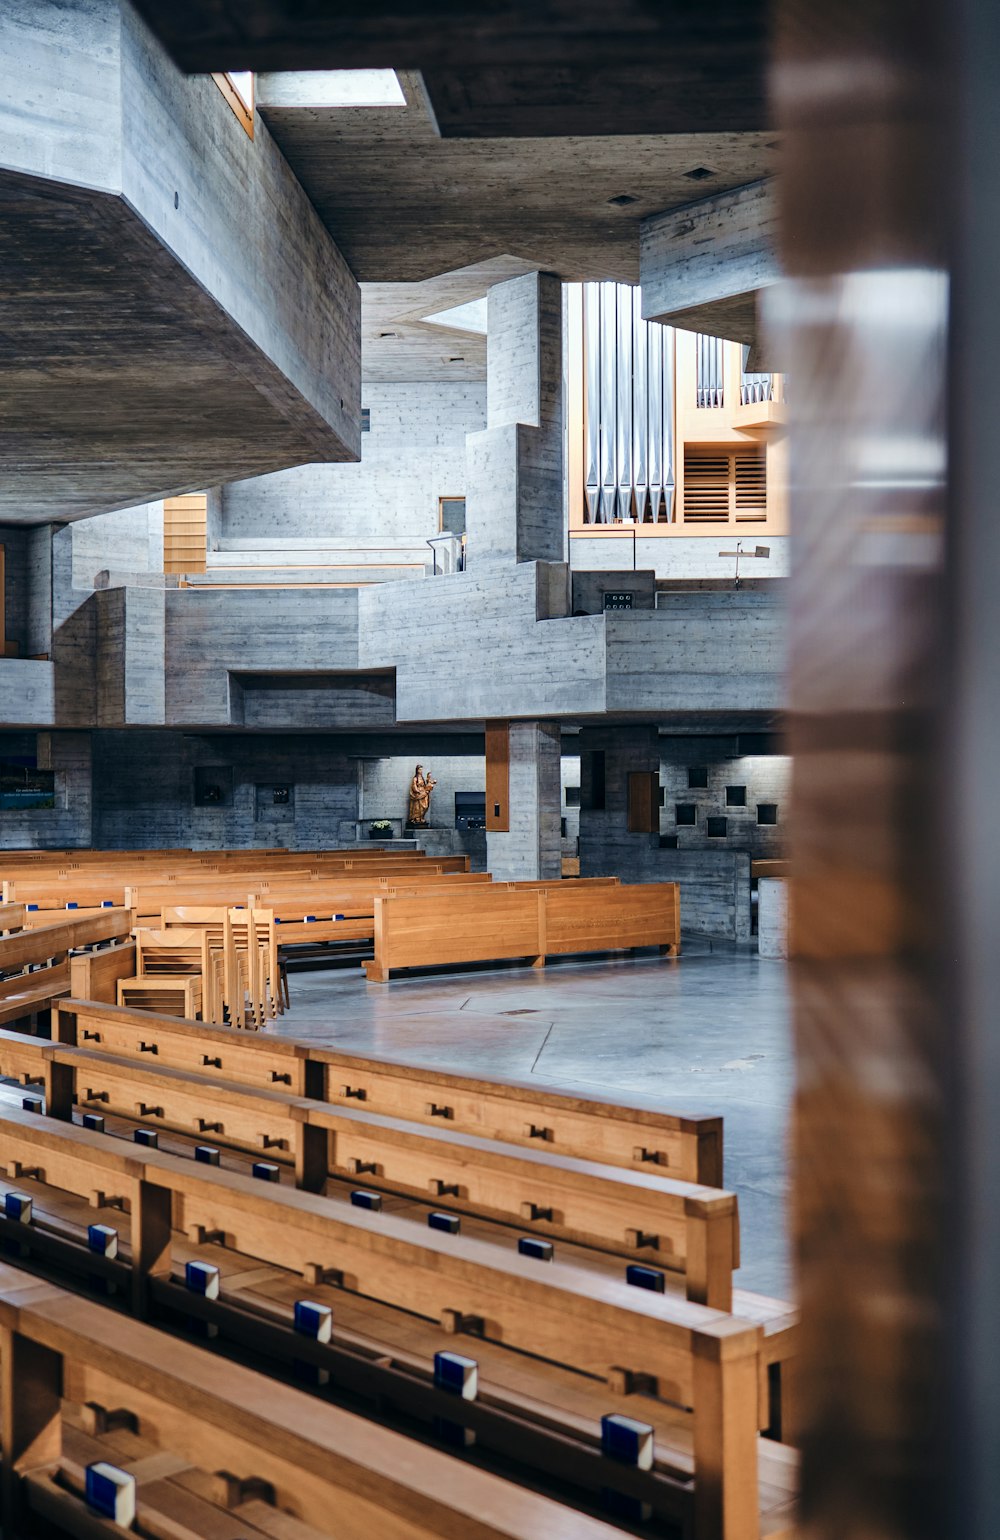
[258,72,779,285]
[0,171,356,526]
[128,2,770,139]
[362,256,537,383]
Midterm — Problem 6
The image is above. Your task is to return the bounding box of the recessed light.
[607,193,638,207]
[447,356,465,364]
[684,166,716,181]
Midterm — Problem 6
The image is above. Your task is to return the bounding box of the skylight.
[282,70,406,108]
[422,298,489,335]
[227,72,253,112]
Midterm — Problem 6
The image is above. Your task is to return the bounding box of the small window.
[688,766,708,789]
[194,766,233,808]
[659,834,679,850]
[675,804,697,827]
[213,72,254,138]
[565,785,581,807]
[561,817,568,838]
[726,785,747,807]
[439,496,466,536]
[658,786,666,807]
[757,803,779,826]
[361,408,371,433]
[707,816,728,838]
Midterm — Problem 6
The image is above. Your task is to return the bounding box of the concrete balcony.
[36,563,787,733]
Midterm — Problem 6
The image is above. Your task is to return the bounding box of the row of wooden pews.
[1,845,682,1000]
[0,996,799,1538]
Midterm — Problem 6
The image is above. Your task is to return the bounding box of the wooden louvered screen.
[734,448,767,521]
[682,452,731,523]
[163,494,207,575]
[682,448,768,525]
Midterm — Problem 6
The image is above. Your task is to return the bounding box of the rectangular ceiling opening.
[277,70,406,108]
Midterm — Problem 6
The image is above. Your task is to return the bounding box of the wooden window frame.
[213,73,254,139]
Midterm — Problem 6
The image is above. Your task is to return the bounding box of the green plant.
[369,818,393,831]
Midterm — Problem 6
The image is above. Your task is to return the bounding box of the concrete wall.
[0,0,123,194]
[71,504,163,589]
[91,730,359,849]
[118,0,359,456]
[164,588,361,724]
[0,731,92,849]
[577,725,782,940]
[659,743,790,857]
[570,535,790,580]
[221,382,485,543]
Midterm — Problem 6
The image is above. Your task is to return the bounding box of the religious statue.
[407,764,436,827]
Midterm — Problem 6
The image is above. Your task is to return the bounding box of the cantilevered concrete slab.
[128,1,770,139]
[0,0,360,524]
[640,179,779,354]
[256,71,779,283]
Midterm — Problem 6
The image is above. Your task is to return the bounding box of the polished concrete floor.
[275,938,794,1301]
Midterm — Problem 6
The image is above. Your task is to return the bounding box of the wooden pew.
[68,940,138,1006]
[59,999,724,1183]
[3,1023,739,1306]
[0,1262,626,1540]
[0,909,135,1028]
[0,903,25,934]
[0,1112,770,1538]
[364,882,681,982]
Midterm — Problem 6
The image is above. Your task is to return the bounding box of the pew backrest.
[57,999,723,1184]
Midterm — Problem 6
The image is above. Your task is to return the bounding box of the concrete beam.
[128,2,769,138]
[0,0,360,525]
[640,178,778,352]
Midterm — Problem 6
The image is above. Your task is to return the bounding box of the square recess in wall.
[726,785,747,807]
[757,803,779,825]
[659,834,679,849]
[565,786,581,807]
[193,766,233,808]
[707,816,728,838]
[688,766,708,789]
[675,803,697,827]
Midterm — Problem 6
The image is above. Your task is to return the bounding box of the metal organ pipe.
[583,283,675,524]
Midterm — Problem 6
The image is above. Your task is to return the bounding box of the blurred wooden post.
[770,0,966,1535]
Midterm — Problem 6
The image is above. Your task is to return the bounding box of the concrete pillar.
[486,721,562,880]
[756,878,788,958]
[466,272,564,567]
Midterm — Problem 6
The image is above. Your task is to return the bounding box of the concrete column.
[756,878,788,959]
[466,272,564,567]
[486,721,562,880]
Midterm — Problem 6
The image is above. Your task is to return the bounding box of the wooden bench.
[0,1262,627,1540]
[0,909,135,1028]
[3,1021,739,1306]
[364,882,681,982]
[0,1110,776,1538]
[59,999,723,1183]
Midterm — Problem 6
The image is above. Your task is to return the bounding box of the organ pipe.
[583,283,675,524]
